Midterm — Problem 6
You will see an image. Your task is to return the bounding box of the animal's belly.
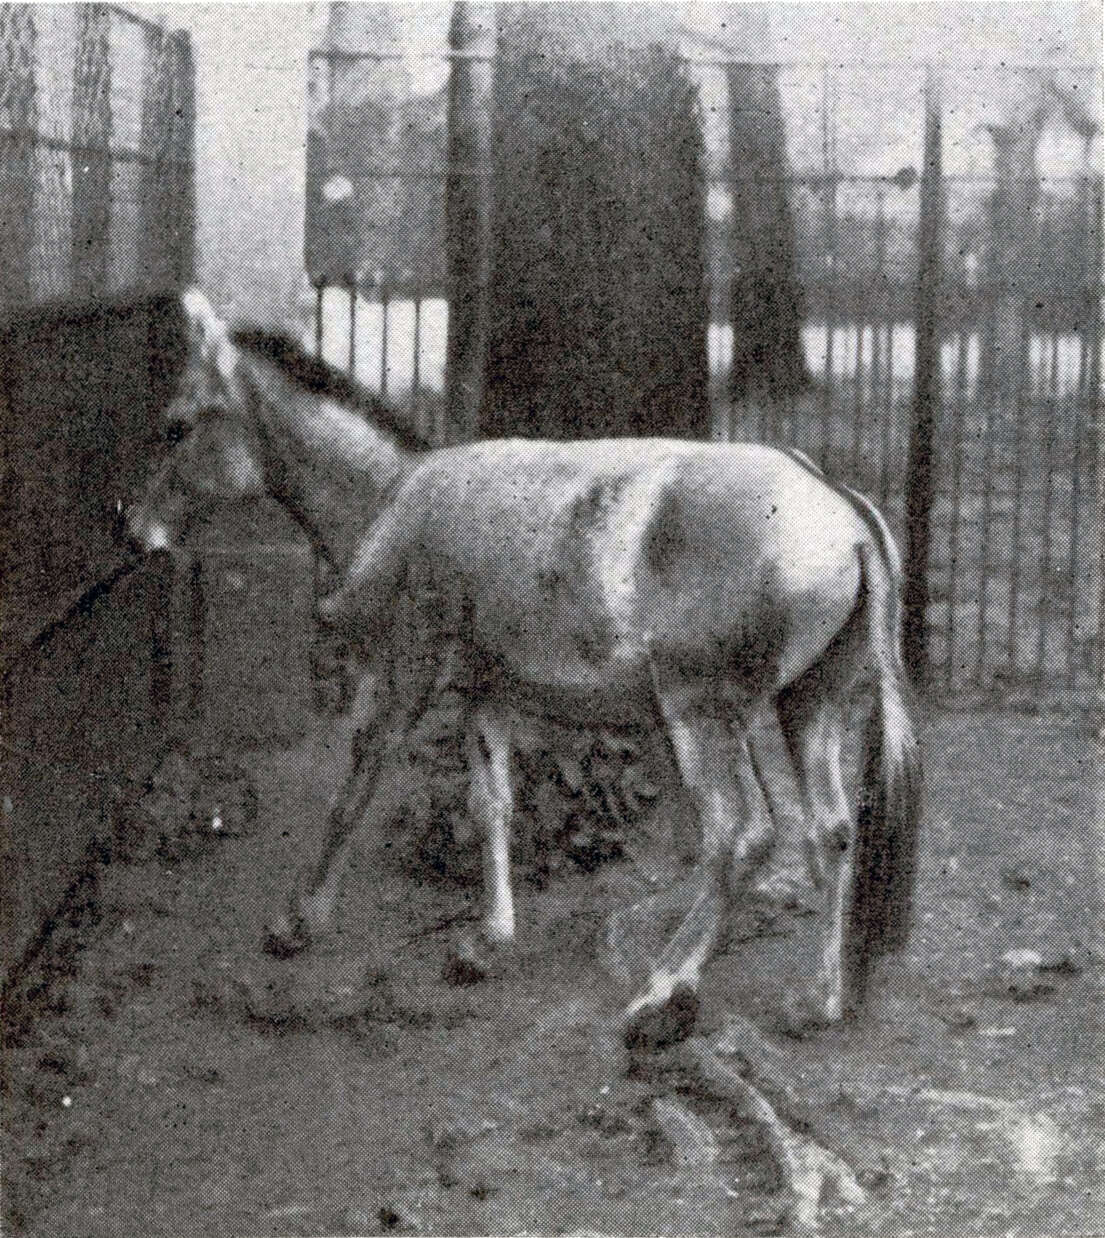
[477,611,646,688]
[486,659,658,729]
[464,587,646,719]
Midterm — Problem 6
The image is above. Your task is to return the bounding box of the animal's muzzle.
[121,502,173,555]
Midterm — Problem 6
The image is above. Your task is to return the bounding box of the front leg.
[264,644,434,958]
[263,721,383,957]
[445,705,515,984]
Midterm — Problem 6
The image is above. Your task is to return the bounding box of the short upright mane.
[230,326,431,454]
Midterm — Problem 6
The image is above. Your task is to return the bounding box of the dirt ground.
[4,705,1103,1237]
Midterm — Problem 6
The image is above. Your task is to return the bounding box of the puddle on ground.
[889,1086,1099,1201]
[1006,1112,1064,1185]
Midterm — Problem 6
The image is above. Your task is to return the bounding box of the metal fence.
[304,44,1102,701]
[0,2,194,312]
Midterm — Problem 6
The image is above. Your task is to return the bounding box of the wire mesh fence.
[0,2,194,313]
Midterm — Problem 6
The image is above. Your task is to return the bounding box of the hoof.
[778,984,844,1038]
[442,931,500,987]
[623,983,699,1053]
[262,910,312,960]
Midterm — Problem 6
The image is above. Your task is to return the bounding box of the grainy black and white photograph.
[1,1,1102,1234]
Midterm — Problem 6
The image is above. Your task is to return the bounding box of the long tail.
[842,519,923,1010]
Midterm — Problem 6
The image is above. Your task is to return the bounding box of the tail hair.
[843,544,923,1008]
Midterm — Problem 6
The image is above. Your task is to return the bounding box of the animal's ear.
[181,287,222,346]
[180,287,238,384]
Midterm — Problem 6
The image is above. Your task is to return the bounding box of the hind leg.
[744,724,818,909]
[623,679,773,1050]
[776,678,855,1024]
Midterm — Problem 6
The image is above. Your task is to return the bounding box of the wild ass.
[127,289,921,1048]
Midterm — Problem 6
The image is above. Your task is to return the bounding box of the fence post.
[444,1,494,444]
[0,6,36,308]
[902,66,944,686]
[72,3,113,299]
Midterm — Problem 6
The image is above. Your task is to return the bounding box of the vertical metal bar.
[974,359,1000,686]
[880,322,895,508]
[850,311,866,481]
[1005,295,1031,676]
[944,328,969,691]
[728,360,738,444]
[1086,176,1104,695]
[1065,171,1097,688]
[380,282,390,398]
[1033,327,1060,681]
[0,6,37,307]
[902,66,944,686]
[170,31,197,286]
[1066,327,1087,687]
[314,283,324,357]
[72,4,113,298]
[348,282,357,377]
[147,551,174,732]
[412,291,423,436]
[872,187,888,500]
[188,555,205,729]
[445,2,494,443]
[138,24,168,291]
[1094,313,1105,697]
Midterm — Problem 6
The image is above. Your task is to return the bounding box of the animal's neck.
[247,373,411,578]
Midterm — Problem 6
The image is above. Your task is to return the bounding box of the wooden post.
[902,67,943,687]
[444,1,494,444]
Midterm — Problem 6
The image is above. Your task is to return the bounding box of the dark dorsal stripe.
[229,326,431,454]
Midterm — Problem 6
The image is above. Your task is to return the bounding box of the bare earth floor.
[4,709,1103,1237]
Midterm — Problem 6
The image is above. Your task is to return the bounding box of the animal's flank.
[592,464,677,628]
[642,486,689,579]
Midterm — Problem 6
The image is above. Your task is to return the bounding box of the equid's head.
[126,289,265,553]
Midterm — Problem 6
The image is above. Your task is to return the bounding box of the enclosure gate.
[1,4,195,978]
[305,43,1102,702]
